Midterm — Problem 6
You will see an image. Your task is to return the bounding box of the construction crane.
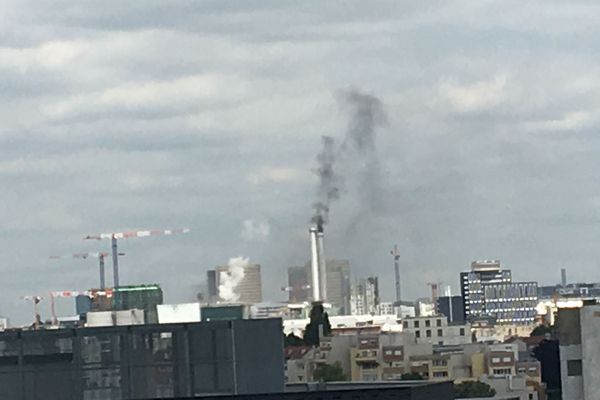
[50,290,93,326]
[390,245,401,303]
[21,295,43,330]
[83,228,190,288]
[49,252,125,290]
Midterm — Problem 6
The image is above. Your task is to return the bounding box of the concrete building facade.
[349,331,433,381]
[557,304,600,400]
[402,315,472,346]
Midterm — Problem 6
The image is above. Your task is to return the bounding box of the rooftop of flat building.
[286,380,452,393]
[471,259,502,271]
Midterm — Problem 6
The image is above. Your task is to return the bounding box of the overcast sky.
[2,1,600,323]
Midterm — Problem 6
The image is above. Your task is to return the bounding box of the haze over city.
[2,0,600,324]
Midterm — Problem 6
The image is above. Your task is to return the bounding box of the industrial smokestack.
[561,268,567,287]
[309,227,321,302]
[317,227,327,301]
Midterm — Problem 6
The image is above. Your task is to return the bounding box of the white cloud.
[247,167,308,185]
[438,75,508,112]
[524,111,594,132]
[0,40,84,71]
[41,73,248,122]
[241,219,270,242]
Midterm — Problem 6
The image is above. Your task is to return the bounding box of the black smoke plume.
[311,136,341,229]
[311,88,385,228]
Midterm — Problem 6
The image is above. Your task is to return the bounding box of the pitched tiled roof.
[284,346,312,360]
[505,336,545,346]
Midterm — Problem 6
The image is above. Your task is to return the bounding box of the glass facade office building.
[460,260,537,325]
[483,282,538,324]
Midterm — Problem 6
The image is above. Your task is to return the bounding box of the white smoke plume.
[218,256,248,303]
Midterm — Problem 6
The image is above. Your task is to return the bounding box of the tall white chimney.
[317,230,327,301]
[309,227,321,302]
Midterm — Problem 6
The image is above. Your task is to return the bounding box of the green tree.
[313,362,347,382]
[453,381,496,398]
[284,332,304,347]
[304,303,331,346]
[400,372,423,380]
[531,324,554,337]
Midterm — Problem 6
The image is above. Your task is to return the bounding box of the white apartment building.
[402,315,471,346]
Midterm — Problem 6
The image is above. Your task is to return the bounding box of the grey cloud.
[2,1,600,323]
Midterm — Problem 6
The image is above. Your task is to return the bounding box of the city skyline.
[3,2,600,324]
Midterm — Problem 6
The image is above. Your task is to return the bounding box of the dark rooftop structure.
[177,381,454,400]
[0,319,284,399]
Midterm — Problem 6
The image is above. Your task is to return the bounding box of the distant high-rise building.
[207,270,218,303]
[366,276,379,312]
[306,259,351,315]
[460,260,537,325]
[350,282,364,315]
[350,276,379,315]
[461,260,511,320]
[215,263,263,304]
[437,296,465,323]
[287,266,309,302]
[483,281,538,324]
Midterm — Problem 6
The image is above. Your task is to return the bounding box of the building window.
[567,360,582,376]
[459,328,465,336]
[426,330,431,338]
[502,357,511,363]
[436,319,442,327]
[385,350,392,356]
[403,321,408,328]
[493,368,512,375]
[432,371,448,378]
[425,320,431,327]
[437,329,443,337]
[415,331,421,338]
[394,350,402,356]
[414,321,420,328]
[492,357,500,363]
